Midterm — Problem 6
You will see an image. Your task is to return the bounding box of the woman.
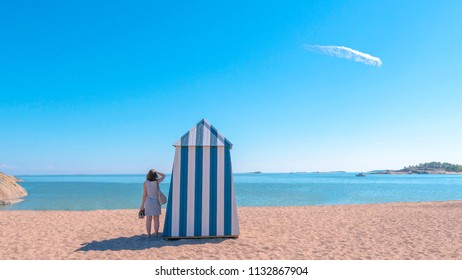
[140,169,165,237]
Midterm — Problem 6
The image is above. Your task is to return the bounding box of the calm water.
[3,173,462,210]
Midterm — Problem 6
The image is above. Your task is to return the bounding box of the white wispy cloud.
[303,45,382,67]
[1,163,17,169]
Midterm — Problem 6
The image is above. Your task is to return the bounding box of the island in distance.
[370,162,462,175]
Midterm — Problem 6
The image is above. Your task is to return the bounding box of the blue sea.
[3,173,462,210]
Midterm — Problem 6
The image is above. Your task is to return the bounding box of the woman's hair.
[146,169,158,181]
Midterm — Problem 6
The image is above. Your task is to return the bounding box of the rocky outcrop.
[372,169,462,175]
[0,172,28,205]
[371,162,462,175]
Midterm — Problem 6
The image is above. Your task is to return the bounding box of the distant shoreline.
[10,171,462,177]
[370,170,462,175]
[371,162,462,175]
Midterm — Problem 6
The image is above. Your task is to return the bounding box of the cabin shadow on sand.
[76,233,226,252]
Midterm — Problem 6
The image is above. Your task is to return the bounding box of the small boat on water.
[356,172,366,177]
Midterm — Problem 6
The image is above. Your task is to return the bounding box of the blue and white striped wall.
[163,119,240,238]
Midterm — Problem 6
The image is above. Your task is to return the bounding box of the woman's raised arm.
[157,172,166,183]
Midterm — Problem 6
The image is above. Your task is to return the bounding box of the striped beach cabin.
[163,119,240,239]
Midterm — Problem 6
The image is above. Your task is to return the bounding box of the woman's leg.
[153,216,160,236]
[146,216,152,237]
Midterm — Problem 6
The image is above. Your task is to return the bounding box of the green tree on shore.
[403,162,462,172]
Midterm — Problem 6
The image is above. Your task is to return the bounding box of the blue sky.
[1,0,462,174]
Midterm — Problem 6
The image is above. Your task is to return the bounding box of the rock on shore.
[372,169,462,175]
[0,172,28,205]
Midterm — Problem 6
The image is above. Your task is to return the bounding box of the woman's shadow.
[76,233,227,252]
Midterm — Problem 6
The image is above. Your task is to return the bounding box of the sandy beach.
[1,201,462,260]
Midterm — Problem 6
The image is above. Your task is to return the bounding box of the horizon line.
[10,171,385,176]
